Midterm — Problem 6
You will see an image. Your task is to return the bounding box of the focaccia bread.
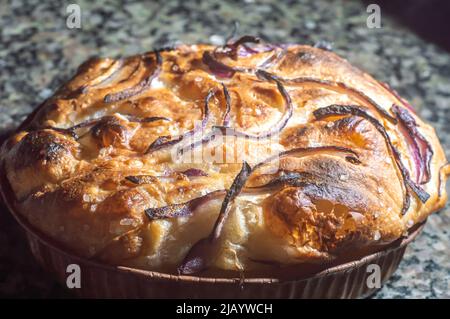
[1,37,449,276]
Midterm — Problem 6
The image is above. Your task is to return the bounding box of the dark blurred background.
[365,0,450,52]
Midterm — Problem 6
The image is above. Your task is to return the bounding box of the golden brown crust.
[1,42,448,275]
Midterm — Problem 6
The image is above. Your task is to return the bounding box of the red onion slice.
[391,105,433,184]
[145,190,226,220]
[125,175,163,184]
[127,115,171,123]
[258,48,287,69]
[238,44,274,57]
[213,72,292,139]
[46,115,169,140]
[180,168,209,177]
[125,169,208,185]
[313,104,430,215]
[219,35,262,60]
[145,89,214,153]
[179,162,252,274]
[157,74,292,156]
[247,171,315,190]
[252,145,361,172]
[202,51,237,78]
[104,51,162,103]
[221,83,231,126]
[80,59,125,94]
[257,70,397,124]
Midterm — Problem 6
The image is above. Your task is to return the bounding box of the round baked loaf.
[1,38,449,276]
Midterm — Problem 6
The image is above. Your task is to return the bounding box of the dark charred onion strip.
[213,74,292,139]
[230,35,261,49]
[125,169,208,184]
[127,115,171,123]
[227,35,276,58]
[391,105,433,184]
[128,171,208,183]
[125,175,159,184]
[239,43,275,56]
[104,51,162,103]
[80,59,124,94]
[47,115,170,140]
[221,83,231,126]
[179,162,252,274]
[146,135,181,152]
[213,162,252,239]
[145,190,226,220]
[203,45,277,79]
[313,105,430,215]
[256,70,397,124]
[46,118,99,139]
[176,130,218,156]
[202,51,238,78]
[145,89,214,153]
[246,171,315,190]
[252,145,361,172]
[407,179,431,203]
[217,35,261,60]
[180,168,209,177]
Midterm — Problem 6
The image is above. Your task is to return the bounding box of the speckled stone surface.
[0,0,449,298]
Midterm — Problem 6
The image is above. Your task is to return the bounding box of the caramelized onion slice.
[104,51,162,103]
[213,73,292,139]
[47,114,169,139]
[247,171,315,190]
[179,162,252,274]
[221,83,231,126]
[202,51,237,78]
[125,175,159,184]
[313,104,430,214]
[217,35,261,60]
[212,161,252,239]
[145,89,214,153]
[125,168,208,185]
[180,168,209,177]
[392,105,433,184]
[203,37,276,78]
[177,237,214,275]
[144,190,226,220]
[80,59,124,94]
[239,43,275,56]
[146,135,182,152]
[258,48,287,69]
[253,146,360,172]
[128,115,171,123]
[257,70,397,124]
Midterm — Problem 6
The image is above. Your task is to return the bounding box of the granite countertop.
[0,0,449,298]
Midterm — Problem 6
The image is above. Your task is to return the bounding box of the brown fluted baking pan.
[0,170,424,299]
